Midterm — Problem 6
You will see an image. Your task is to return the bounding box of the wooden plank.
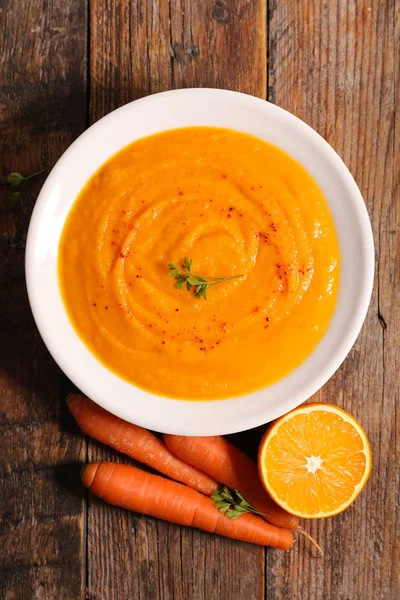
[87,1,267,598]
[170,0,266,97]
[267,1,399,598]
[0,0,88,598]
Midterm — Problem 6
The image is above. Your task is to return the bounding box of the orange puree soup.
[58,127,339,400]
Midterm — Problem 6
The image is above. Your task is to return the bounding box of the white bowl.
[25,89,374,435]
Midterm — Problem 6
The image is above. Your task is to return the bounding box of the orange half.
[258,403,372,518]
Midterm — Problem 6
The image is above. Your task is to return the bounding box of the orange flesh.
[259,406,371,518]
[58,127,340,400]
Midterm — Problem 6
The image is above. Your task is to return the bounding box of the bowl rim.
[25,88,374,435]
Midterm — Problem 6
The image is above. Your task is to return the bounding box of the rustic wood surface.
[0,0,398,599]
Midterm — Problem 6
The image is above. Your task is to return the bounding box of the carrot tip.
[81,463,100,488]
[66,393,79,409]
[67,393,87,418]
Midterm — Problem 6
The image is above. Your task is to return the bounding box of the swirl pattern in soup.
[58,127,339,399]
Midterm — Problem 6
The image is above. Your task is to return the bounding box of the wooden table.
[1,1,398,598]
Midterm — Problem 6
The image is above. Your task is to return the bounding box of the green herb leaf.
[6,169,45,187]
[6,172,25,188]
[6,169,45,206]
[211,486,270,521]
[9,191,22,206]
[187,277,201,285]
[168,259,243,300]
[195,285,208,299]
[182,257,192,271]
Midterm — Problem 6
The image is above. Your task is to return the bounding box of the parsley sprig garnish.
[6,170,45,205]
[211,486,268,520]
[169,258,243,300]
[212,485,324,555]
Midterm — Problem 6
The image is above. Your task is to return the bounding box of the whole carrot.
[164,435,299,531]
[82,462,294,550]
[67,395,217,495]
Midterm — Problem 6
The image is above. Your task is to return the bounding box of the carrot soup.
[58,127,339,399]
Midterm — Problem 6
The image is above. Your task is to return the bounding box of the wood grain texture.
[170,0,266,96]
[267,1,399,599]
[0,0,87,598]
[90,0,266,124]
[1,0,399,598]
[87,2,266,599]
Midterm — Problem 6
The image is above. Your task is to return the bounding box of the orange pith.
[258,403,372,519]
